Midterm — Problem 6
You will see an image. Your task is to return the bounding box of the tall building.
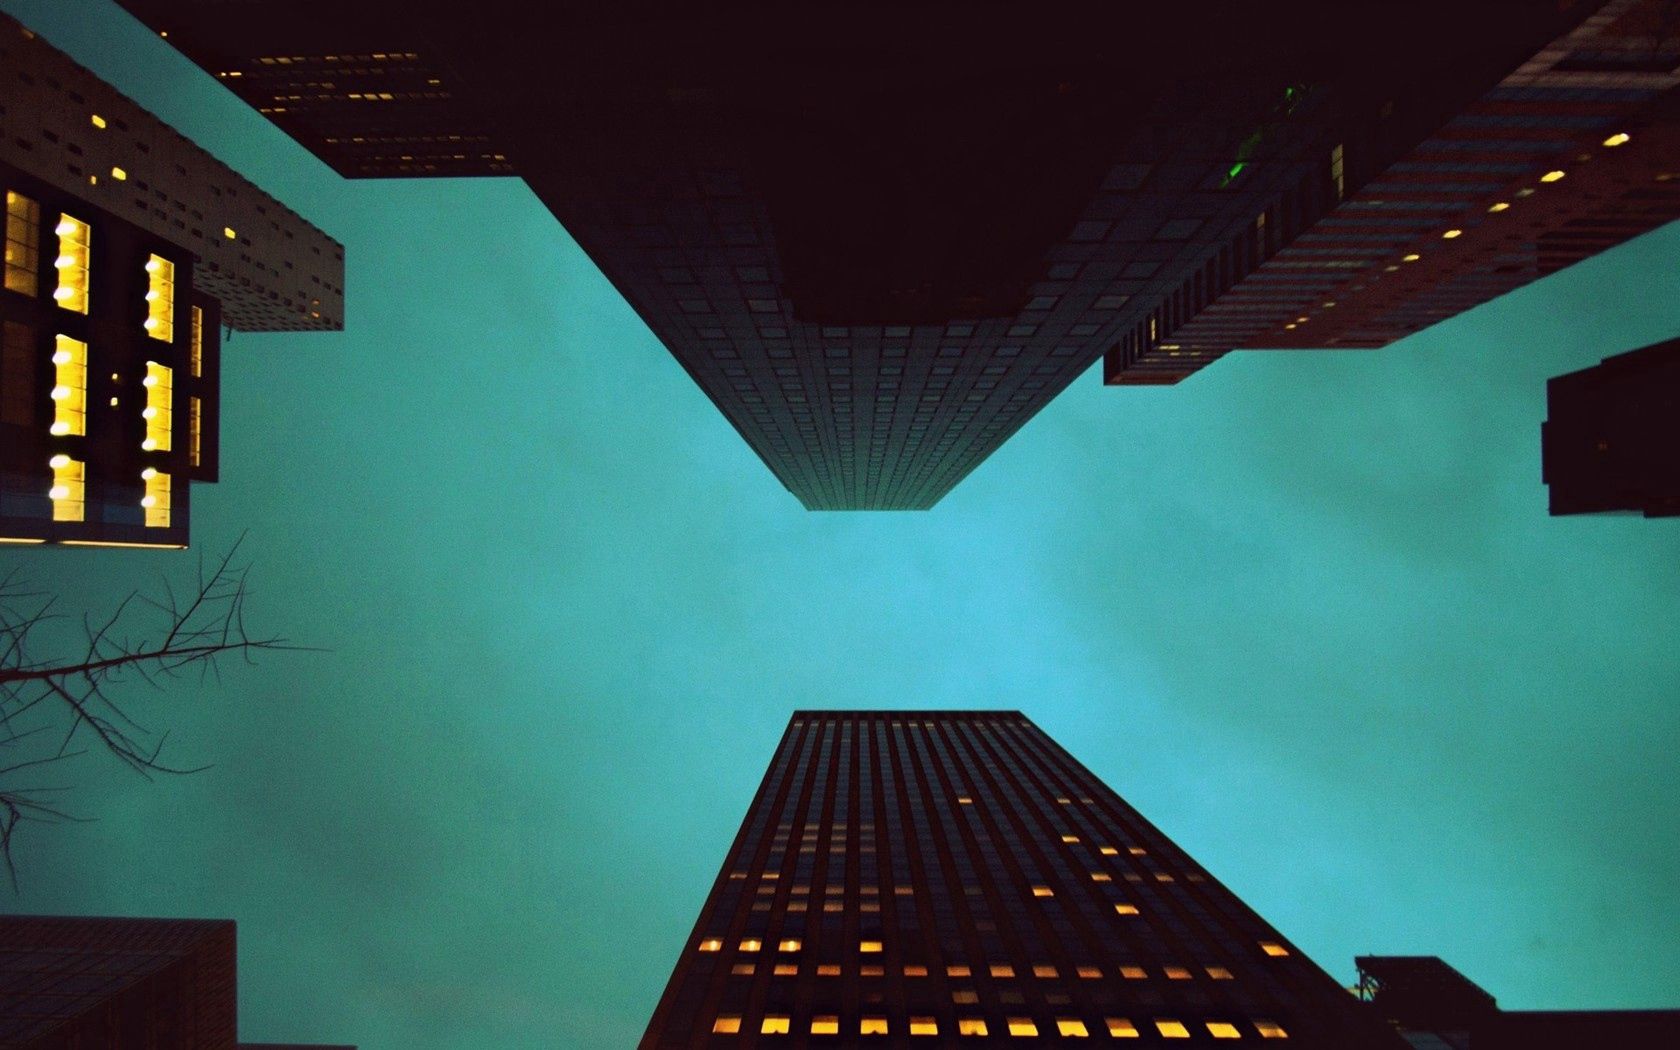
[1355,955,1680,1050]
[641,711,1405,1047]
[1541,336,1679,517]
[0,914,353,1049]
[0,12,342,548]
[114,1,1677,510]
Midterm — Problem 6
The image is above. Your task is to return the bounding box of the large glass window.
[142,468,171,528]
[189,396,202,467]
[189,305,204,376]
[49,454,84,522]
[143,362,172,451]
[4,191,40,295]
[145,254,175,342]
[51,335,87,436]
[53,214,91,314]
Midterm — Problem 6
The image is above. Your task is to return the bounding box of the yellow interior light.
[49,454,70,469]
[1540,169,1566,183]
[223,227,237,239]
[141,467,157,480]
[111,167,127,181]
[1488,202,1510,213]
[1442,228,1463,239]
[90,114,107,128]
[1603,132,1630,147]
[1403,253,1421,262]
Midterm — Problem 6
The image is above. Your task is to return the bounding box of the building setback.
[114,1,1673,510]
[1541,336,1680,517]
[0,13,342,547]
[641,711,1406,1047]
[0,914,353,1049]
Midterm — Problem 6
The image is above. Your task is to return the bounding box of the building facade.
[0,13,342,547]
[1541,336,1679,517]
[642,711,1406,1047]
[0,914,353,1049]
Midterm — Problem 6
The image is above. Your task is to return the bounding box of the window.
[51,335,88,436]
[953,990,979,1004]
[1330,143,1345,200]
[1114,904,1139,916]
[1106,1018,1139,1038]
[189,397,202,468]
[1032,886,1054,897]
[904,965,928,977]
[1033,965,1058,979]
[816,964,841,976]
[947,965,972,977]
[778,939,801,952]
[859,940,882,953]
[761,1015,790,1035]
[53,214,91,314]
[698,938,722,952]
[141,254,175,341]
[1164,967,1192,980]
[1255,1020,1289,1039]
[1208,1022,1242,1039]
[909,1017,938,1036]
[1076,967,1102,979]
[731,963,754,975]
[1007,1018,1039,1037]
[1128,847,1146,855]
[1061,835,1079,843]
[4,191,40,295]
[189,305,204,376]
[860,1017,888,1035]
[49,455,84,522]
[810,1016,839,1035]
[1206,967,1234,980]
[1057,1019,1089,1037]
[739,938,762,952]
[141,469,171,528]
[711,1015,741,1034]
[142,362,172,451]
[1259,942,1289,957]
[1091,873,1112,882]
[990,965,1015,978]
[1156,1020,1191,1038]
[773,964,797,976]
[1120,967,1147,980]
[1099,847,1118,856]
[958,1019,989,1036]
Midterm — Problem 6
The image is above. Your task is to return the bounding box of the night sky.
[3,2,1678,1046]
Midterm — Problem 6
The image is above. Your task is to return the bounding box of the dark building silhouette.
[1355,954,1680,1050]
[111,1,1679,509]
[1541,336,1680,517]
[641,710,1405,1047]
[0,13,342,548]
[0,914,353,1049]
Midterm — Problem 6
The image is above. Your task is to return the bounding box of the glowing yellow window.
[1114,904,1139,916]
[1208,1022,1242,1039]
[1164,967,1192,981]
[730,963,755,975]
[1099,847,1118,856]
[5,191,40,295]
[761,1015,790,1035]
[860,1016,888,1035]
[1603,132,1630,147]
[771,963,797,976]
[1091,873,1112,882]
[860,965,884,977]
[48,454,85,522]
[810,1016,839,1035]
[1007,1018,1039,1037]
[1076,966,1102,979]
[1156,1019,1190,1038]
[1255,1020,1288,1039]
[957,796,972,804]
[778,939,801,952]
[739,938,762,952]
[52,214,91,314]
[142,362,172,451]
[711,1015,741,1034]
[1259,942,1289,957]
[1033,965,1058,978]
[860,940,881,953]
[1155,873,1175,883]
[698,938,723,952]
[1061,835,1079,843]
[188,397,202,468]
[1541,169,1565,183]
[1106,1018,1139,1038]
[91,114,107,128]
[141,469,171,528]
[1032,886,1054,898]
[1128,848,1146,856]
[947,965,971,977]
[958,1018,988,1036]
[50,335,88,437]
[816,963,841,976]
[1120,966,1147,980]
[188,305,204,376]
[1207,967,1234,980]
[1057,1019,1089,1037]
[909,1017,938,1036]
[904,965,928,977]
[1056,797,1071,804]
[990,964,1015,978]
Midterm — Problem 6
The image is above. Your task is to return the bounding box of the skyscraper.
[641,711,1405,1047]
[114,1,1676,509]
[0,914,354,1049]
[1541,336,1679,517]
[0,12,342,548]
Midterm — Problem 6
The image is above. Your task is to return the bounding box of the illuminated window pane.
[189,397,202,468]
[4,191,40,296]
[778,939,801,952]
[957,1018,988,1036]
[1120,966,1147,979]
[860,965,884,977]
[1164,967,1192,980]
[698,938,722,952]
[1156,1019,1191,1038]
[51,335,88,437]
[810,1016,839,1035]
[1256,1020,1289,1039]
[143,362,172,451]
[189,305,204,376]
[1076,967,1102,979]
[730,963,754,975]
[1259,942,1289,957]
[144,254,174,341]
[53,214,90,314]
[909,1017,938,1035]
[904,965,928,977]
[816,964,841,976]
[772,963,797,976]
[1057,1019,1089,1037]
[739,938,762,952]
[1208,1021,1242,1039]
[1032,886,1054,897]
[1061,835,1079,842]
[1206,967,1234,980]
[1091,872,1112,882]
[860,1016,888,1035]
[711,1015,741,1034]
[1099,846,1118,855]
[946,965,972,978]
[990,964,1015,978]
[761,1015,790,1035]
[1128,847,1146,856]
[1114,904,1139,916]
[859,940,882,953]
[49,455,85,522]
[1033,965,1058,978]
[1007,1018,1038,1037]
[1106,1018,1140,1038]
[141,470,171,528]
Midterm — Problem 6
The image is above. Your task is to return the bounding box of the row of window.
[712,961,1240,983]
[711,1013,1288,1039]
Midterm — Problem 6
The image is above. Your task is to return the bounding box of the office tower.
[0,12,342,548]
[1355,955,1680,1050]
[1541,336,1679,517]
[117,2,1676,510]
[0,914,353,1049]
[641,711,1405,1047]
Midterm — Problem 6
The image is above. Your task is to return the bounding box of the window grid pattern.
[4,189,39,295]
[142,361,172,452]
[50,333,86,437]
[145,254,174,342]
[52,213,90,314]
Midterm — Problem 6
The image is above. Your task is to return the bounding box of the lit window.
[904,965,928,977]
[142,362,172,451]
[1330,143,1346,200]
[728,872,746,880]
[1402,253,1420,262]
[4,191,40,295]
[90,114,107,128]
[1208,1022,1242,1039]
[1099,847,1118,856]
[953,990,979,1004]
[810,1016,839,1035]
[1057,1018,1089,1037]
[740,938,762,952]
[1488,201,1511,213]
[761,1015,790,1035]
[1603,132,1630,147]
[111,166,128,181]
[144,254,175,341]
[1032,886,1054,897]
[53,214,91,314]
[730,963,754,975]
[860,965,884,977]
[1056,797,1071,804]
[910,1017,938,1036]
[1156,1020,1190,1038]
[1540,169,1566,183]
[778,939,801,952]
[947,965,972,977]
[141,469,171,528]
[1259,942,1289,957]
[958,1018,989,1036]
[1120,966,1147,979]
[1256,1020,1288,1039]
[1091,873,1112,882]
[698,938,722,952]
[1076,967,1102,979]
[1164,967,1192,981]
[711,1015,741,1034]
[223,226,237,239]
[990,965,1015,978]
[817,964,841,976]
[1007,1018,1039,1037]
[957,796,972,804]
[1156,873,1174,883]
[1061,835,1079,843]
[48,455,85,522]
[189,305,204,375]
[1114,904,1139,916]
[189,397,202,468]
[772,963,797,976]
[1127,847,1146,856]
[860,1017,888,1035]
[1106,1018,1139,1038]
[860,940,882,953]
[1441,229,1462,240]
[1033,965,1058,979]
[51,335,88,437]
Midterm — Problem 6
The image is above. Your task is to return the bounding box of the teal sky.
[4,2,1679,1046]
